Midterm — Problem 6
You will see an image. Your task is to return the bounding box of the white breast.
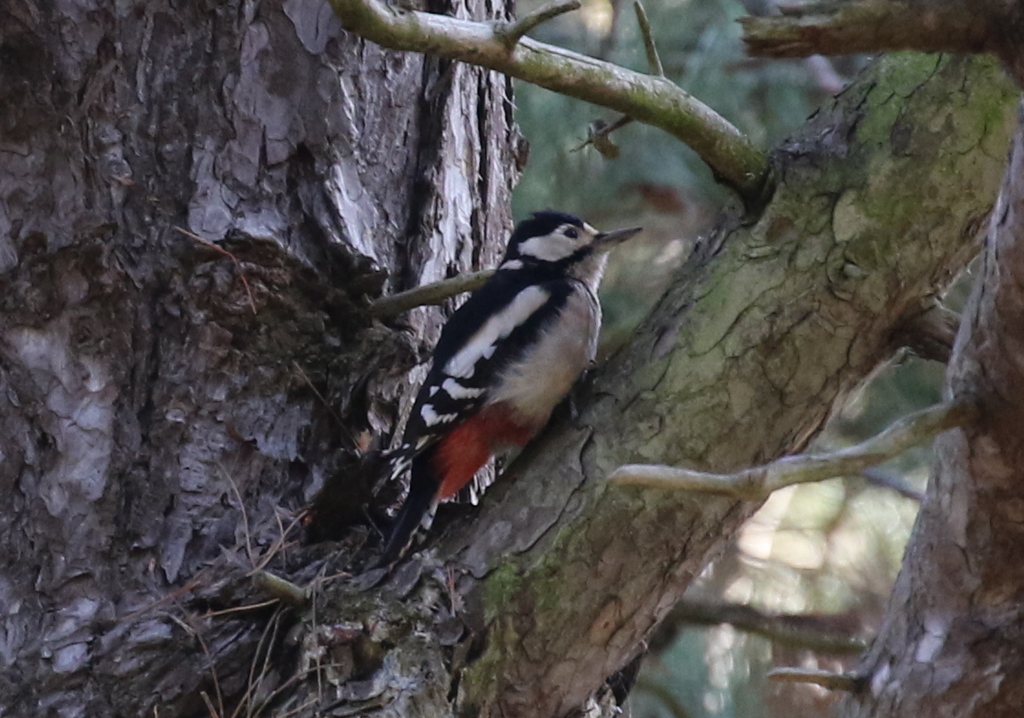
[487,283,601,427]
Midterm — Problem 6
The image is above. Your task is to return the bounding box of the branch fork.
[495,0,581,49]
[328,0,769,204]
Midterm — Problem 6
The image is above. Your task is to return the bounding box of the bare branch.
[664,601,868,654]
[768,667,863,692]
[496,0,581,48]
[741,0,995,58]
[328,0,769,204]
[368,269,494,318]
[633,1,663,76]
[860,468,924,502]
[610,400,977,498]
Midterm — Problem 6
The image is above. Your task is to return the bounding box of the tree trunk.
[0,0,516,714]
[1,2,1019,717]
[838,103,1024,718]
[448,54,1018,718]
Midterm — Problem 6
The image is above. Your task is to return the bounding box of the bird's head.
[500,211,642,285]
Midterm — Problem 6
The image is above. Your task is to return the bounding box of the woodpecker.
[381,211,642,561]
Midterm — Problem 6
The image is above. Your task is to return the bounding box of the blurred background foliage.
[508,0,960,715]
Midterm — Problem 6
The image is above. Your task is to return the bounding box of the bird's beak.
[593,226,643,252]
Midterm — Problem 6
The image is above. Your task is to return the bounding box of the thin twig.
[117,574,207,624]
[201,692,222,718]
[187,615,226,718]
[768,667,863,692]
[633,1,663,76]
[221,465,256,568]
[236,607,286,718]
[368,269,494,318]
[574,115,635,157]
[327,0,768,204]
[204,599,281,618]
[291,360,356,447]
[174,226,258,315]
[611,400,977,498]
[496,0,581,48]
[252,508,303,573]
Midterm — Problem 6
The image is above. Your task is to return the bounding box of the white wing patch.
[421,403,459,426]
[444,285,552,379]
[441,378,486,400]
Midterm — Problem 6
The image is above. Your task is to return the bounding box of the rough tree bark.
[0,0,517,714]
[842,106,1024,718]
[0,1,1020,718]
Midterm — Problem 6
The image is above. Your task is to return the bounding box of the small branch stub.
[369,269,495,318]
[611,400,978,498]
[253,570,309,607]
[496,0,581,48]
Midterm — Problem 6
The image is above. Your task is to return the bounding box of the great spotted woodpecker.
[382,211,642,561]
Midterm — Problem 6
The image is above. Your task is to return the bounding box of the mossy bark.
[449,54,1018,718]
[838,104,1024,718]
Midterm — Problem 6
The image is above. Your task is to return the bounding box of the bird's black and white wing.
[388,270,573,472]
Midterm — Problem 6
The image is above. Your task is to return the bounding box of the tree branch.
[860,468,924,502]
[328,0,769,205]
[662,601,868,654]
[741,0,996,58]
[610,401,977,498]
[768,667,864,692]
[368,269,494,318]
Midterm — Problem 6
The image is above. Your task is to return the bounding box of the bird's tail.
[380,452,437,564]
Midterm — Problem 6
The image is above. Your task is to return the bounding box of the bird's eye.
[565,228,579,239]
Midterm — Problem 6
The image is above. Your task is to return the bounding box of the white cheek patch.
[442,378,486,400]
[518,233,578,262]
[444,285,551,379]
[421,403,459,426]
